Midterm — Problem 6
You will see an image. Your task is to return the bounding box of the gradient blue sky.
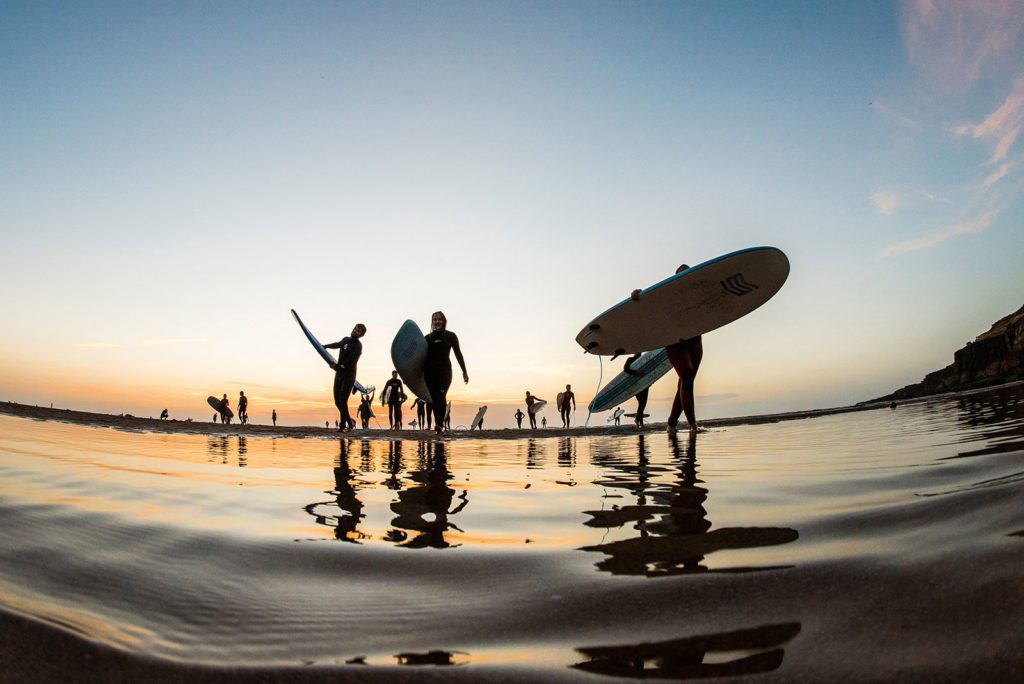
[2,1,1022,427]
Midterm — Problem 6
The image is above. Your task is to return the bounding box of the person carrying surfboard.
[559,384,576,428]
[324,323,366,432]
[631,264,702,434]
[623,353,649,428]
[382,371,405,430]
[525,391,544,429]
[220,394,232,425]
[423,311,468,436]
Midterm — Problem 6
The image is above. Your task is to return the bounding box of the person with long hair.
[423,311,468,435]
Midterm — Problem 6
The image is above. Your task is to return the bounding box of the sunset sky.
[2,1,1023,428]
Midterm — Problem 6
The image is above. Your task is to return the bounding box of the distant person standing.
[632,265,702,434]
[238,391,248,425]
[382,371,405,430]
[559,384,575,428]
[358,388,375,430]
[514,408,525,429]
[272,409,277,426]
[541,416,547,429]
[423,312,468,436]
[624,353,649,428]
[324,323,366,432]
[410,397,428,430]
[220,394,232,425]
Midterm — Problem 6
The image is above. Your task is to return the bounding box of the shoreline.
[3,381,1020,441]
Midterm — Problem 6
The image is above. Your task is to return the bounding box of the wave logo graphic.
[721,273,759,296]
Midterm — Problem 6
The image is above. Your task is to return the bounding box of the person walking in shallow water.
[632,264,702,434]
[382,371,405,430]
[423,311,468,436]
[220,394,231,425]
[559,384,575,428]
[623,353,649,428]
[324,323,366,432]
[525,391,543,429]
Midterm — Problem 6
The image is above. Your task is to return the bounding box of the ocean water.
[1,385,1022,680]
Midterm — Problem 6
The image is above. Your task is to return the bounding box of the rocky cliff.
[879,303,1024,401]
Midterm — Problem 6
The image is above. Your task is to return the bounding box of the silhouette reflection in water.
[581,432,798,576]
[387,441,468,548]
[572,622,801,679]
[304,439,367,543]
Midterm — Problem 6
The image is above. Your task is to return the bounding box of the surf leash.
[584,354,603,435]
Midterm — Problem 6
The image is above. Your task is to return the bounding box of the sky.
[1,0,1023,428]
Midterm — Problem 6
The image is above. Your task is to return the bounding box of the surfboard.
[207,396,234,418]
[624,413,650,418]
[390,320,432,401]
[607,408,625,422]
[575,246,790,355]
[589,348,673,413]
[529,400,547,415]
[470,406,487,429]
[382,385,392,404]
[292,310,376,395]
[556,392,564,410]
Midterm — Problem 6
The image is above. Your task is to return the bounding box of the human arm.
[450,332,469,383]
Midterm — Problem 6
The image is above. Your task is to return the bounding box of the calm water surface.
[1,386,1022,680]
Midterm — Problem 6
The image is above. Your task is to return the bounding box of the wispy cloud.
[870,187,953,216]
[76,342,122,349]
[882,208,999,256]
[902,0,1024,94]
[955,75,1024,163]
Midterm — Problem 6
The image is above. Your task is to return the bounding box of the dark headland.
[876,303,1024,401]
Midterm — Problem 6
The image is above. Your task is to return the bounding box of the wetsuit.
[559,391,575,428]
[383,377,405,428]
[514,410,525,428]
[423,330,466,431]
[666,337,703,429]
[238,395,248,424]
[624,353,648,426]
[332,336,362,430]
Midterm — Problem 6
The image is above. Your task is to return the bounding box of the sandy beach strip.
[3,381,1020,441]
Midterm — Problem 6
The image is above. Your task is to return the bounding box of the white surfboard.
[291,309,373,394]
[556,392,564,410]
[529,399,547,415]
[589,348,672,413]
[607,408,625,422]
[390,320,432,401]
[470,406,487,429]
[575,246,789,355]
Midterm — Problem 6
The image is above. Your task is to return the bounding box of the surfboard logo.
[721,273,759,296]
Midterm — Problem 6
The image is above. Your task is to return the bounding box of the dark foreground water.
[1,386,1023,681]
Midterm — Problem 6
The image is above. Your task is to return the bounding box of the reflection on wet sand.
[388,441,468,548]
[580,433,798,576]
[304,440,367,543]
[572,622,801,679]
[953,385,1024,457]
[205,435,249,467]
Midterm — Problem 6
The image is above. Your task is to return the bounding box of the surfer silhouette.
[559,384,576,428]
[237,391,248,425]
[514,408,525,429]
[632,264,702,434]
[358,388,375,430]
[382,371,405,430]
[525,391,543,429]
[324,323,366,432]
[624,353,649,428]
[220,394,231,424]
[423,311,468,436]
[410,397,428,430]
[272,409,277,426]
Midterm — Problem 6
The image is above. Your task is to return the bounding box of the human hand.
[463,372,469,384]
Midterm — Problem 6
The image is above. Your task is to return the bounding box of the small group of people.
[327,311,468,436]
[212,391,249,425]
[324,262,701,436]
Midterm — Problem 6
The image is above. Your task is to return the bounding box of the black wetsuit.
[332,336,362,429]
[383,378,404,428]
[423,330,466,430]
[624,354,648,424]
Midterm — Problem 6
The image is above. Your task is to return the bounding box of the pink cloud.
[955,75,1024,163]
[882,208,999,256]
[901,0,1024,94]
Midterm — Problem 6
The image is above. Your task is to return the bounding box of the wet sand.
[0,398,898,441]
